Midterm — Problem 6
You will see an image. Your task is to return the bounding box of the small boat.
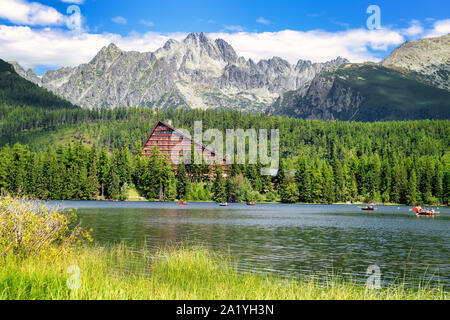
[178,202,188,205]
[123,200,131,202]
[108,199,119,202]
[247,203,256,206]
[411,207,439,216]
[416,211,439,216]
[220,203,229,207]
[361,206,375,211]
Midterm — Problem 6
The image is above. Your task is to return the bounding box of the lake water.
[52,201,449,289]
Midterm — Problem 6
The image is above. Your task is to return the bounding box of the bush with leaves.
[0,197,92,259]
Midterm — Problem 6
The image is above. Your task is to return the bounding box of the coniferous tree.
[98,148,110,198]
[107,167,120,200]
[295,156,312,203]
[87,146,100,199]
[406,169,418,205]
[212,164,226,203]
[322,162,335,204]
[176,163,189,200]
[333,160,346,202]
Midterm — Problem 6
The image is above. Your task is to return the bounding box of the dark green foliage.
[0,99,446,205]
[212,164,227,203]
[274,64,450,121]
[0,59,75,109]
[333,65,450,121]
[176,163,189,200]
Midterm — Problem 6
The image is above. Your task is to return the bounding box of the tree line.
[0,142,448,205]
[1,105,448,162]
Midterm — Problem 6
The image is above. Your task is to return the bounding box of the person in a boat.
[430,209,435,215]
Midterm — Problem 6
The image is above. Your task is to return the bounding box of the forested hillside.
[0,57,448,205]
[1,105,449,158]
[0,59,76,109]
[270,64,450,121]
[0,106,448,205]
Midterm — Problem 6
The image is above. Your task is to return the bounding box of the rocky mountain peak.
[381,34,450,91]
[214,38,238,63]
[7,31,351,111]
[90,43,122,64]
[163,39,179,50]
[184,32,210,44]
[329,56,349,66]
[8,60,41,84]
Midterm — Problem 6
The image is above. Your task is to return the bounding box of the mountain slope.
[0,59,75,109]
[269,64,450,121]
[11,32,348,111]
[381,34,450,91]
[8,33,449,121]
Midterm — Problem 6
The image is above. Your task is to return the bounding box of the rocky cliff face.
[8,61,42,85]
[267,34,450,121]
[267,64,365,120]
[10,32,348,111]
[10,32,447,120]
[381,34,450,91]
[269,62,450,121]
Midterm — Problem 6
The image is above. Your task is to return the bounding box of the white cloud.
[425,19,450,38]
[0,25,186,69]
[210,28,405,63]
[256,17,270,25]
[111,16,127,25]
[140,20,154,27]
[60,0,84,4]
[0,0,65,26]
[402,20,424,37]
[1,4,448,72]
[223,25,245,32]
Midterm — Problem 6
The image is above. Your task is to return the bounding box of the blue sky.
[31,0,449,34]
[0,0,449,74]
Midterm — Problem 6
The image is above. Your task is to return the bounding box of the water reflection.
[55,201,449,289]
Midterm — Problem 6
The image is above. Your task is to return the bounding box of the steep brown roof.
[142,120,228,163]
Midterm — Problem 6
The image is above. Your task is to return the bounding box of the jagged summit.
[9,31,350,111]
[381,34,450,91]
[184,32,210,42]
[92,43,122,59]
[163,38,179,49]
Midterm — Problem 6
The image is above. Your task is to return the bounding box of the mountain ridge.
[0,59,75,110]
[7,32,450,121]
[9,32,349,111]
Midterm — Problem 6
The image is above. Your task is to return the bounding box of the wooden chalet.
[142,120,228,175]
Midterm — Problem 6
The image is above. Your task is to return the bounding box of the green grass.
[127,187,144,201]
[0,245,447,300]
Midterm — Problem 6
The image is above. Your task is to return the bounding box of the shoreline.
[1,245,446,300]
[45,198,447,207]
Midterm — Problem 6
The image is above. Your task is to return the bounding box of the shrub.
[0,197,91,259]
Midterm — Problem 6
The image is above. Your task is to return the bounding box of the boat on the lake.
[220,203,229,207]
[360,205,375,211]
[178,202,188,205]
[416,211,439,216]
[247,203,256,206]
[412,206,439,216]
[108,199,119,202]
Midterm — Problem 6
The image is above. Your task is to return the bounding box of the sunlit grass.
[0,245,447,300]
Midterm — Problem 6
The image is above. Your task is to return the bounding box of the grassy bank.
[0,245,447,300]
